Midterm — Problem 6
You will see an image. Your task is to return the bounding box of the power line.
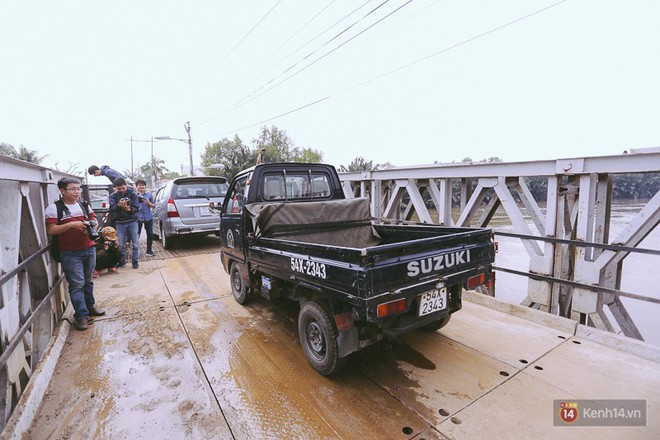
[201,0,401,125]
[354,0,444,45]
[250,0,413,106]
[215,0,570,136]
[338,0,571,98]
[254,0,376,81]
[200,0,376,126]
[223,0,339,102]
[229,97,332,134]
[197,0,284,85]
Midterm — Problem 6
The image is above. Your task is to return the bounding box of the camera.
[84,220,100,240]
[120,197,131,206]
[137,194,144,203]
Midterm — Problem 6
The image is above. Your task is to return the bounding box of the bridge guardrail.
[339,152,660,343]
[0,156,79,432]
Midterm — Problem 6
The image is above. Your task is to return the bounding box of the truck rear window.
[262,173,331,201]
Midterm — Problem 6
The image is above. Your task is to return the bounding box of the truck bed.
[246,199,494,302]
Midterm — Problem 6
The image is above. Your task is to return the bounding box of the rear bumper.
[166,221,219,237]
[375,285,462,336]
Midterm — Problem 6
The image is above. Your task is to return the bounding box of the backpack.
[49,199,92,262]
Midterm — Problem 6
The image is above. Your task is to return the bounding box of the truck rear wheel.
[420,314,451,332]
[298,301,339,376]
[230,263,251,304]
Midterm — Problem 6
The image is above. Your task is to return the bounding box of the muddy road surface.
[16,253,659,440]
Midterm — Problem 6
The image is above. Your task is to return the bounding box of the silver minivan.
[152,176,229,249]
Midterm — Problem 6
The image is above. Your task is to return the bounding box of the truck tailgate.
[250,225,494,301]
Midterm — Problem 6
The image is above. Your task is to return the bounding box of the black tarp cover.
[246,198,381,248]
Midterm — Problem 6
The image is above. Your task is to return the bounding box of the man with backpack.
[45,177,105,331]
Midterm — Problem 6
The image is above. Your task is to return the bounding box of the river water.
[489,200,660,347]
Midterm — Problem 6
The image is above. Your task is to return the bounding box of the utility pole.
[184,121,193,176]
[127,137,156,182]
[151,136,156,186]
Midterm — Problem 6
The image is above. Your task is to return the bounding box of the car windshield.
[173,181,229,199]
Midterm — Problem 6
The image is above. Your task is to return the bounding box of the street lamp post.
[155,121,194,176]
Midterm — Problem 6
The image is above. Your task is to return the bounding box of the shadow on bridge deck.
[3,251,659,439]
[134,233,223,262]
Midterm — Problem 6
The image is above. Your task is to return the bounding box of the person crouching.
[93,227,122,278]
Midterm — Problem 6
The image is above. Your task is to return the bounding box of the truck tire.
[230,263,251,304]
[298,301,340,376]
[420,314,451,332]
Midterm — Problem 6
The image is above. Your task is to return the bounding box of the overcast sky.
[2,0,659,176]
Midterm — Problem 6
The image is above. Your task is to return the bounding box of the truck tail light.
[485,271,495,289]
[334,312,353,331]
[167,198,179,218]
[377,298,406,318]
[466,273,486,289]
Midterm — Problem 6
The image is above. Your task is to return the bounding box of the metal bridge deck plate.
[7,253,659,439]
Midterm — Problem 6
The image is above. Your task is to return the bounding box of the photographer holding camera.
[109,177,140,269]
[45,177,105,331]
[135,179,156,257]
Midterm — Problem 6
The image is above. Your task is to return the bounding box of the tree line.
[199,126,323,181]
[2,130,658,199]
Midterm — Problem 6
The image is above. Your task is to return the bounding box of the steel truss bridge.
[0,152,658,432]
[338,153,660,340]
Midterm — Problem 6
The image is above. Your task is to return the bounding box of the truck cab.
[219,163,344,276]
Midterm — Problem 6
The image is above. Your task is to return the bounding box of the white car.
[152,176,229,249]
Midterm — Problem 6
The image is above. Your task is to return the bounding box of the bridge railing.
[0,156,79,431]
[338,153,660,342]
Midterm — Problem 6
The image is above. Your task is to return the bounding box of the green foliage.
[251,126,296,163]
[524,176,548,200]
[460,156,502,164]
[0,143,47,164]
[138,156,170,187]
[18,146,47,163]
[161,171,181,180]
[612,173,660,199]
[200,135,252,181]
[122,164,179,190]
[295,147,323,163]
[0,143,16,157]
[248,126,322,164]
[519,173,659,202]
[201,126,323,181]
[124,167,142,182]
[339,156,380,172]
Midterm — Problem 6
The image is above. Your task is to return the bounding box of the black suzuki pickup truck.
[218,162,495,375]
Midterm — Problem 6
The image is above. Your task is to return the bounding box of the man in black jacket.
[109,177,140,269]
